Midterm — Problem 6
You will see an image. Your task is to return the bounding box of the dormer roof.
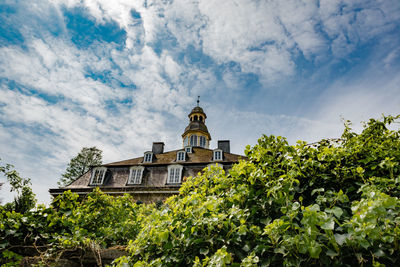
[103,147,246,167]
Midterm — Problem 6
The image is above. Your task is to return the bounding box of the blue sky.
[1,0,399,205]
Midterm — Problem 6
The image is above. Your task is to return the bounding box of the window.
[213,149,223,161]
[128,166,144,184]
[185,146,192,153]
[190,135,197,146]
[177,151,186,161]
[90,167,107,185]
[167,165,183,184]
[183,136,189,147]
[199,136,206,147]
[143,152,153,163]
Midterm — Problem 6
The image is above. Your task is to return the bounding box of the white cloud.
[1,0,399,206]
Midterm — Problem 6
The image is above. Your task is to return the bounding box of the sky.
[0,0,399,205]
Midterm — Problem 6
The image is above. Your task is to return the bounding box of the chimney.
[152,142,165,154]
[218,140,230,153]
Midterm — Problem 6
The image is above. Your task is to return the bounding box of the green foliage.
[0,189,146,265]
[117,114,400,266]
[58,146,102,186]
[0,159,36,213]
[2,115,400,266]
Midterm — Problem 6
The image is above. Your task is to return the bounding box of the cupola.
[182,97,211,148]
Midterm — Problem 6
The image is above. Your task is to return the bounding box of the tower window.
[177,151,186,161]
[143,152,153,163]
[194,115,198,121]
[184,136,189,147]
[213,149,223,161]
[200,116,203,122]
[90,167,107,185]
[128,166,144,184]
[167,165,183,184]
[199,136,206,147]
[190,135,197,146]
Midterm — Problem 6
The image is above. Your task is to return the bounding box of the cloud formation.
[0,0,399,204]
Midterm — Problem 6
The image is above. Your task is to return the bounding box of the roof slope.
[104,147,246,167]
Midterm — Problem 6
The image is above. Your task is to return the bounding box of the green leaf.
[158,231,169,243]
[373,249,385,258]
[321,219,335,230]
[200,247,209,255]
[334,234,348,246]
[308,242,322,259]
[311,188,324,196]
[326,249,338,258]
[359,239,370,249]
[325,207,343,218]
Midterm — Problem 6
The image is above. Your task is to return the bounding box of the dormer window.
[213,149,223,161]
[128,166,144,184]
[177,151,186,161]
[185,146,192,153]
[167,165,183,184]
[90,167,107,185]
[143,152,153,163]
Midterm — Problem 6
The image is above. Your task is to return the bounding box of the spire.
[181,97,211,148]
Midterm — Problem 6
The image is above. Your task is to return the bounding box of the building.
[49,101,246,203]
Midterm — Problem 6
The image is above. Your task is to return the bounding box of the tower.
[182,97,211,148]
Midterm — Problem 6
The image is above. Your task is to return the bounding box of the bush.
[1,115,400,266]
[116,115,400,266]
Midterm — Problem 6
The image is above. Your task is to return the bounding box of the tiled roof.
[104,147,246,167]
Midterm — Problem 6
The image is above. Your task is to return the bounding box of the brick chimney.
[152,142,165,154]
[218,140,230,153]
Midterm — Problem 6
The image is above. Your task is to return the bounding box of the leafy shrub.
[0,189,146,265]
[116,115,400,266]
[1,115,400,266]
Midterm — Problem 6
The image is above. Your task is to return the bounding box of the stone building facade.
[49,102,246,202]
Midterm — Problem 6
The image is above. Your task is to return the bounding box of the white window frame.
[213,149,223,161]
[190,135,197,146]
[185,146,192,153]
[183,136,189,147]
[177,151,186,162]
[90,167,107,185]
[199,136,206,147]
[167,164,183,184]
[143,152,153,163]
[128,166,144,184]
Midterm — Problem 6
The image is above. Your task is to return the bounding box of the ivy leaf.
[325,207,343,218]
[373,249,385,258]
[334,234,348,246]
[158,231,169,243]
[311,188,324,196]
[326,249,338,258]
[321,219,335,230]
[200,248,209,255]
[308,242,322,259]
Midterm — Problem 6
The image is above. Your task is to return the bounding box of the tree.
[0,159,36,213]
[58,147,102,186]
